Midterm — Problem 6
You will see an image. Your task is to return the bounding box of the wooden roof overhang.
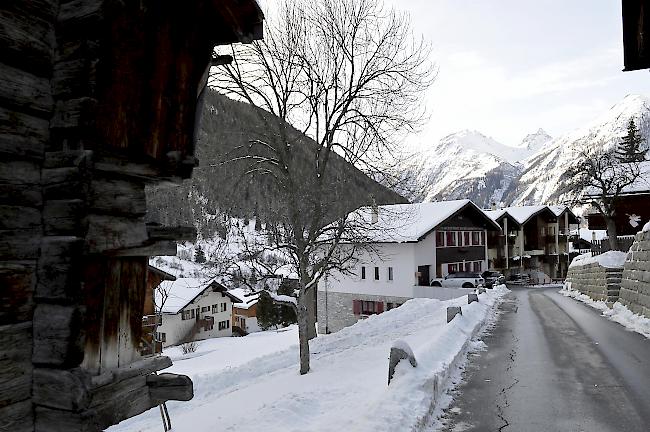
[622,0,650,71]
[417,201,503,241]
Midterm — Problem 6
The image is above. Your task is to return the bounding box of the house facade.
[317,200,501,333]
[155,279,241,347]
[229,288,262,334]
[485,205,579,281]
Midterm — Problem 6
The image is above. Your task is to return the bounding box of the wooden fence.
[591,236,635,256]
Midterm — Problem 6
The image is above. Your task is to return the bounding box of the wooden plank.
[146,224,197,241]
[50,97,97,129]
[0,183,42,207]
[35,236,83,301]
[0,205,40,230]
[0,1,56,74]
[100,259,121,371]
[0,106,49,159]
[43,150,93,169]
[117,258,147,367]
[43,199,85,235]
[59,0,104,29]
[0,322,32,408]
[90,355,172,388]
[0,228,41,260]
[0,61,53,115]
[41,166,90,200]
[109,240,177,257]
[0,399,33,432]
[80,257,106,375]
[147,373,193,403]
[32,304,84,367]
[0,262,35,325]
[51,58,95,99]
[0,159,40,185]
[85,214,149,253]
[89,177,146,216]
[33,367,91,411]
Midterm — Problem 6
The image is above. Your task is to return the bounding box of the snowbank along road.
[437,286,650,432]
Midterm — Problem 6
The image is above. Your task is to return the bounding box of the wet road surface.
[437,287,650,432]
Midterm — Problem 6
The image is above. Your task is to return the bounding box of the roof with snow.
[156,278,240,314]
[584,161,650,198]
[349,200,501,243]
[485,205,569,227]
[228,288,260,310]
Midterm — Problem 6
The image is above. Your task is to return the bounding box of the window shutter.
[352,300,361,315]
[376,302,384,313]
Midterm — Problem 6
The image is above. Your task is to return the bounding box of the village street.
[437,287,650,432]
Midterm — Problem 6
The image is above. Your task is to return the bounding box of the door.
[417,265,430,286]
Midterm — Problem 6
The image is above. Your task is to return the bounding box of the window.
[218,320,230,330]
[473,261,482,272]
[446,231,457,247]
[472,231,481,246]
[201,306,209,312]
[374,267,380,280]
[220,302,227,312]
[156,332,166,342]
[388,267,394,281]
[465,262,472,272]
[463,232,470,246]
[212,304,218,313]
[448,263,458,273]
[190,309,195,319]
[436,231,445,247]
[361,266,366,279]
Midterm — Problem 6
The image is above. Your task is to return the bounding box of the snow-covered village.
[2,1,650,431]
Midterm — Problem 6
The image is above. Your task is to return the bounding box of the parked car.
[481,270,506,288]
[508,273,531,285]
[430,272,485,288]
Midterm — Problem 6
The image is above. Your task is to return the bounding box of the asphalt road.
[437,286,650,432]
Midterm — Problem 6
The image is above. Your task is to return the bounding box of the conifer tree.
[277,280,298,327]
[194,245,206,263]
[256,291,279,330]
[616,119,647,162]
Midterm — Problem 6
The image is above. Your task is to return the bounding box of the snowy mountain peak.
[519,128,552,151]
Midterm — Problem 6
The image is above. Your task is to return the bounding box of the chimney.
[490,202,497,210]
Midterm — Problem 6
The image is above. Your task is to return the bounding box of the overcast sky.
[381,0,650,149]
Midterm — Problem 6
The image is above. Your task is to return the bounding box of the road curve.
[437,286,650,432]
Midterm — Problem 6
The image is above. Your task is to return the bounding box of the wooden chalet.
[0,0,263,430]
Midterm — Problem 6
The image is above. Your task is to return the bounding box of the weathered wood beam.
[0,322,33,407]
[0,262,36,324]
[32,304,84,367]
[33,368,90,411]
[0,106,49,160]
[0,399,33,432]
[146,224,197,241]
[90,355,172,388]
[109,240,177,257]
[147,373,193,403]
[89,177,146,216]
[35,236,83,301]
[50,97,98,129]
[85,214,149,253]
[0,61,53,115]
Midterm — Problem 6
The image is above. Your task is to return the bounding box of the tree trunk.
[306,287,317,340]
[297,294,311,375]
[605,217,619,251]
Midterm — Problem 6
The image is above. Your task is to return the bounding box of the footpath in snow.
[109,286,509,432]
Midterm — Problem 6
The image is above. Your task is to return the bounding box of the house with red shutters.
[316,200,501,333]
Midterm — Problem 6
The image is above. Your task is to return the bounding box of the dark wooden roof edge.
[418,201,503,241]
[147,265,177,281]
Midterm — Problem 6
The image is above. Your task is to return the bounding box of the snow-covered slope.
[406,130,550,207]
[509,94,650,205]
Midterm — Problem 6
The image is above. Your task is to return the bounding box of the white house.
[155,278,242,347]
[317,200,501,333]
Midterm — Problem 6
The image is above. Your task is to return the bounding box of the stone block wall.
[565,263,623,303]
[619,230,650,318]
[317,291,411,334]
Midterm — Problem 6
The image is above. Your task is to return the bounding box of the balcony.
[524,249,545,256]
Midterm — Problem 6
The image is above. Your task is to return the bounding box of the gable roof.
[156,278,240,314]
[228,288,259,310]
[350,200,501,243]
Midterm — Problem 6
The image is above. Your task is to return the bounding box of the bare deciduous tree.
[565,144,644,250]
[209,0,433,374]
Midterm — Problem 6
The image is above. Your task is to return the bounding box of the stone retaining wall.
[619,230,650,318]
[565,263,623,303]
[317,291,411,334]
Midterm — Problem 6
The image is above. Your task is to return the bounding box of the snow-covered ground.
[109,286,509,432]
[560,285,650,338]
